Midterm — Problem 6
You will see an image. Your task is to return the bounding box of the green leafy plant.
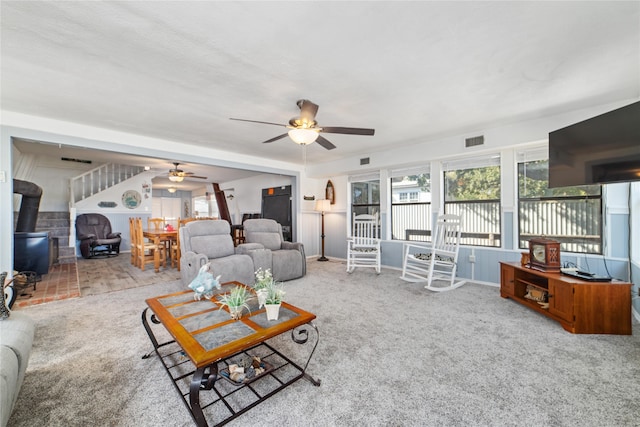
[218,285,251,319]
[265,281,285,305]
[253,268,274,291]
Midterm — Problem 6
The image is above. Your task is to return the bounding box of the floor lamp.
[315,199,331,261]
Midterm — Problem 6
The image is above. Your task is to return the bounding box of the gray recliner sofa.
[179,220,255,286]
[1,311,35,427]
[240,219,306,282]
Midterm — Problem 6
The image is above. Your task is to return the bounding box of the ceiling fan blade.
[316,135,336,150]
[262,133,289,144]
[230,118,286,127]
[297,99,319,122]
[321,126,375,136]
[188,175,208,180]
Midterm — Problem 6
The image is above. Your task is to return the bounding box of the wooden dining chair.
[172,217,197,271]
[169,218,183,270]
[148,217,165,231]
[135,217,165,272]
[128,217,138,266]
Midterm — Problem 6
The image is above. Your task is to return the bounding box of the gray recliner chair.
[179,220,255,286]
[240,219,306,282]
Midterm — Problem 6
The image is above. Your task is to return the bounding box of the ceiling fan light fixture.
[169,174,184,182]
[167,186,177,193]
[288,128,319,145]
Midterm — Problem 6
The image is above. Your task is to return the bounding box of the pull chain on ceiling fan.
[230,99,375,150]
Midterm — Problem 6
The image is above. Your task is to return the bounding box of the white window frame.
[442,155,501,247]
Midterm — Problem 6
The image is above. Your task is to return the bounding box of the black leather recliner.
[76,213,121,259]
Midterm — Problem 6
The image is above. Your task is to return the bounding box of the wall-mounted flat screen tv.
[548,101,640,188]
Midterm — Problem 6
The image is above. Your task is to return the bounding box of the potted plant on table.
[253,268,273,308]
[218,285,251,320]
[264,281,285,321]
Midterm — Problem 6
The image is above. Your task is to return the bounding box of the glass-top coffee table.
[142,282,320,427]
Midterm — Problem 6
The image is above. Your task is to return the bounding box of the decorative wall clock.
[325,180,335,204]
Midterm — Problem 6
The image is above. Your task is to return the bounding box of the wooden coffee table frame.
[141,283,320,427]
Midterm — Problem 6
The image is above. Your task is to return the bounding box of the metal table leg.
[142,311,321,426]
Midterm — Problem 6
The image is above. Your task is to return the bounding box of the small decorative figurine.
[188,264,221,300]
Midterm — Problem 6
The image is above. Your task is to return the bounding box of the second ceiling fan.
[230,99,375,150]
[168,162,207,182]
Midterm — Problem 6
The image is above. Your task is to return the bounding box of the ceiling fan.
[168,162,207,182]
[230,99,375,150]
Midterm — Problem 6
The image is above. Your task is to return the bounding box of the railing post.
[69,207,77,249]
[70,163,145,204]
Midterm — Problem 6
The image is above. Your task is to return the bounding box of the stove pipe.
[13,179,43,232]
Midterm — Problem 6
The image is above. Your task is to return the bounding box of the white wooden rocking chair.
[346,214,381,274]
[400,214,465,291]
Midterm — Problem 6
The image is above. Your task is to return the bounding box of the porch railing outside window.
[445,200,501,247]
[390,172,431,241]
[391,202,432,241]
[443,162,501,247]
[519,198,602,253]
[518,159,602,254]
[352,204,380,217]
[350,179,380,231]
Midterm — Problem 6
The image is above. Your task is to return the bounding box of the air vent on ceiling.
[465,135,484,148]
[360,157,370,165]
[61,157,92,164]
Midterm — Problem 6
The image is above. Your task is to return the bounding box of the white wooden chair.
[346,214,381,274]
[400,214,464,291]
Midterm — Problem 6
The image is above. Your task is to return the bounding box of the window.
[193,193,219,218]
[518,157,602,254]
[390,166,431,241]
[632,182,640,264]
[349,173,380,225]
[443,157,501,247]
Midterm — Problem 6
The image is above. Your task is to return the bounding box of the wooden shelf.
[500,262,632,335]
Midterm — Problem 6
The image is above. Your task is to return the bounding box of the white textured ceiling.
[2,1,639,167]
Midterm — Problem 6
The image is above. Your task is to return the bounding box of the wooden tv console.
[500,262,631,335]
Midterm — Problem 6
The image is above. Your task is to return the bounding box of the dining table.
[143,228,178,267]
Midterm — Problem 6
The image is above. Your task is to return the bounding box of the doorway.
[261,185,292,241]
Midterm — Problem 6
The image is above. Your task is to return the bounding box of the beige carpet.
[9,260,640,426]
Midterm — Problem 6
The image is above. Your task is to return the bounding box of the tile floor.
[11,254,181,308]
[12,262,80,308]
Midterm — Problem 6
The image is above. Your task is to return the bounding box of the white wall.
[305,98,638,179]
[222,174,294,223]
[0,118,307,274]
[12,145,95,211]
[1,99,638,285]
[75,170,156,214]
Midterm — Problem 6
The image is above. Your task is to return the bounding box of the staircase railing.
[70,163,145,206]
